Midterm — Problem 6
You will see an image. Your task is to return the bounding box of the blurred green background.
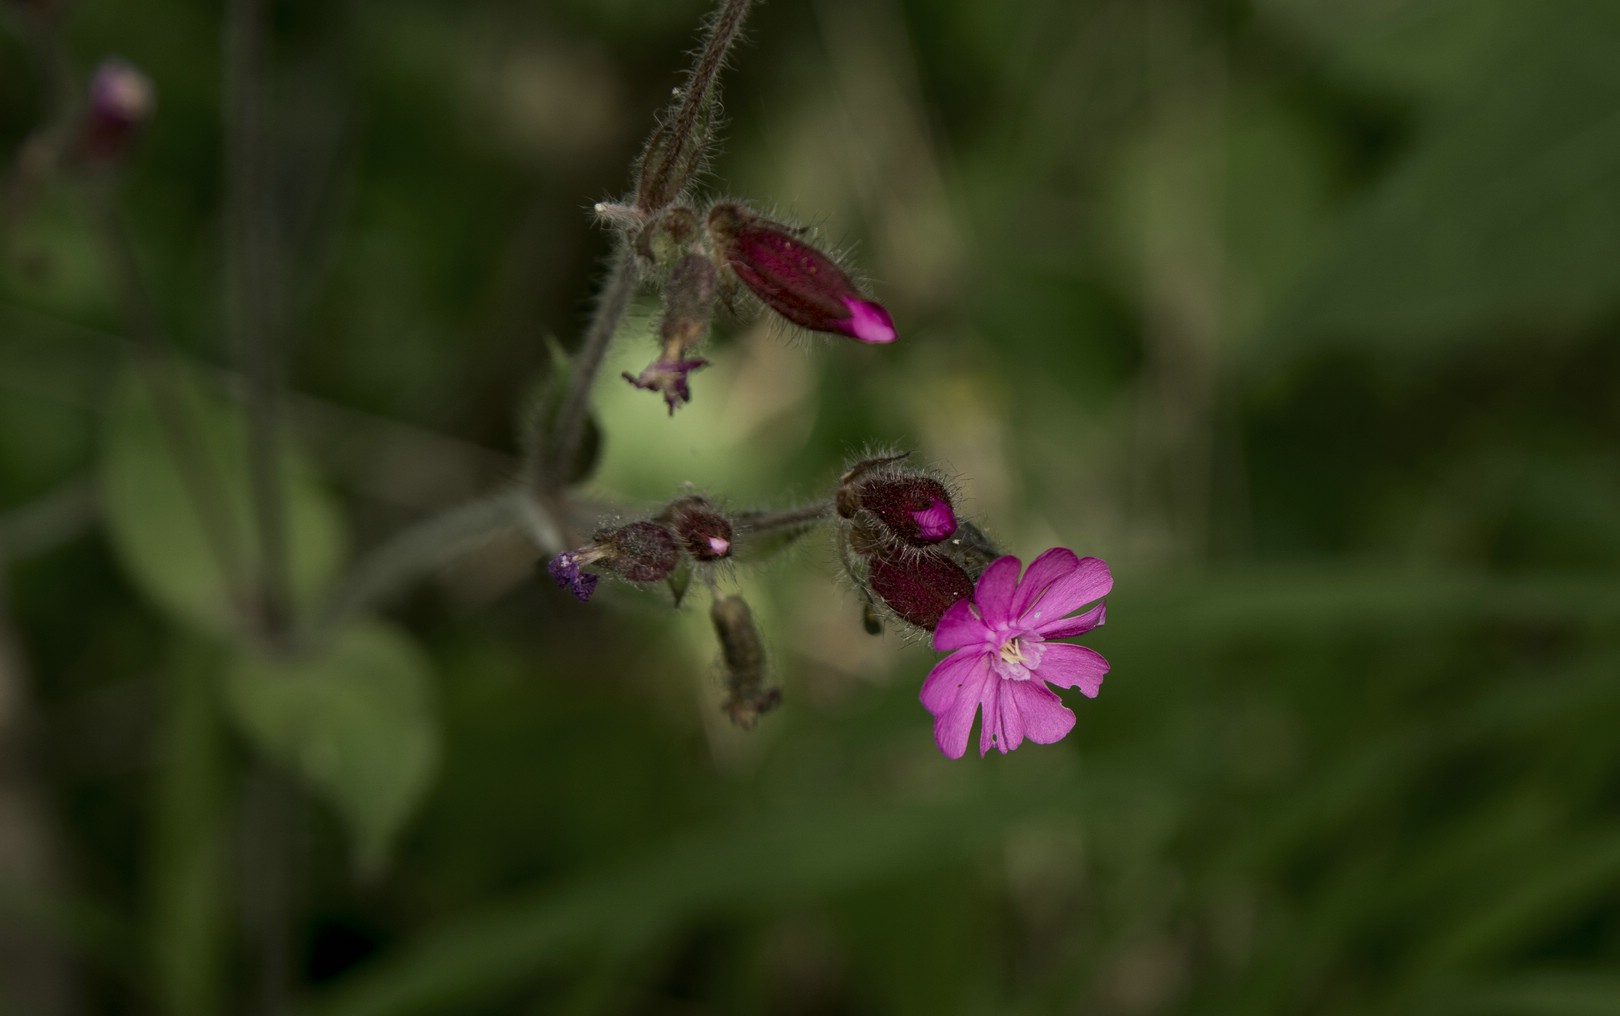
[4,0,1620,1013]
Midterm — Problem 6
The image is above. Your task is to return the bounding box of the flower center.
[992,634,1043,682]
[999,636,1030,666]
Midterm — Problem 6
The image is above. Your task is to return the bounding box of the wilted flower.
[547,520,681,602]
[707,203,896,344]
[921,549,1111,759]
[622,357,708,415]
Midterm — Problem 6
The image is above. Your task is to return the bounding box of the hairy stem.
[735,502,834,535]
[540,245,638,490]
[304,490,525,648]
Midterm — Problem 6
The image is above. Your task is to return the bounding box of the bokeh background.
[4,0,1620,1013]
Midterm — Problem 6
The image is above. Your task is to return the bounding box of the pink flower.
[921,548,1111,759]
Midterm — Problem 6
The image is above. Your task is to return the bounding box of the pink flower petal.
[1007,681,1077,746]
[1035,602,1106,639]
[1042,556,1113,616]
[842,297,897,344]
[932,599,986,652]
[1037,643,1109,698]
[973,555,1023,626]
[931,655,994,759]
[919,648,987,714]
[1009,547,1080,620]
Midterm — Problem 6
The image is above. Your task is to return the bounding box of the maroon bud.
[80,59,154,164]
[596,520,680,583]
[837,456,958,547]
[660,495,733,561]
[707,203,896,344]
[867,550,974,631]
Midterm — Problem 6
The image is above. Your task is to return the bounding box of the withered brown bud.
[712,595,780,730]
[596,520,680,583]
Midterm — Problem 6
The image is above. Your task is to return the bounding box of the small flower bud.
[660,495,733,561]
[80,59,155,164]
[837,455,958,547]
[867,550,975,631]
[707,203,896,344]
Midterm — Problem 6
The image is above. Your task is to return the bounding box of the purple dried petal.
[547,552,599,602]
[623,357,709,415]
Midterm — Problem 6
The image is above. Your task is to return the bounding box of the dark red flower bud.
[660,495,733,561]
[837,456,958,547]
[867,550,974,631]
[707,203,896,344]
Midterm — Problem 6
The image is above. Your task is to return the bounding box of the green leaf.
[225,623,440,873]
[98,368,347,636]
[1255,0,1620,362]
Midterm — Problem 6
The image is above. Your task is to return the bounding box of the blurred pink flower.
[921,548,1111,759]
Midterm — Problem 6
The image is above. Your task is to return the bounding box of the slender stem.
[635,0,755,211]
[541,245,638,488]
[681,0,752,127]
[225,0,290,638]
[88,191,251,619]
[734,502,834,535]
[304,490,524,648]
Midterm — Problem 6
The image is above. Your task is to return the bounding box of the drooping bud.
[707,203,897,344]
[866,550,975,631]
[711,595,781,730]
[837,455,958,547]
[547,520,681,601]
[80,59,155,164]
[660,495,733,561]
[624,250,719,414]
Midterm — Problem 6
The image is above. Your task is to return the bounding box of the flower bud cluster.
[834,454,1001,633]
[548,495,733,602]
[621,199,896,413]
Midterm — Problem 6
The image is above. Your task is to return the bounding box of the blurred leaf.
[98,367,347,636]
[1258,0,1620,359]
[225,622,439,873]
[311,777,1057,1016]
[1416,971,1620,1016]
